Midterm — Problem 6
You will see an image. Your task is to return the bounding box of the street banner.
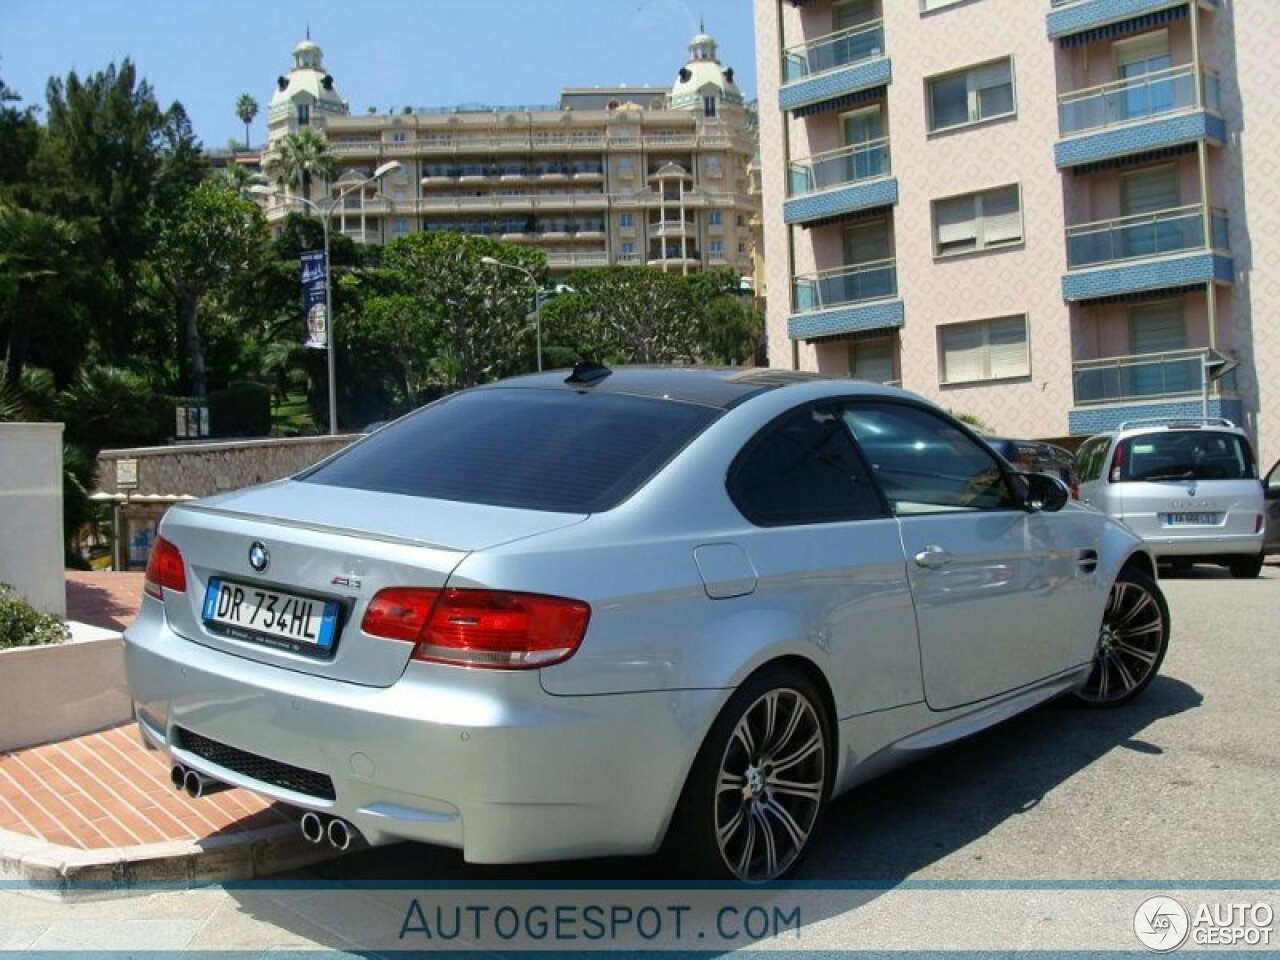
[300,250,328,349]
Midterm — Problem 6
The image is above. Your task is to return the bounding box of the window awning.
[1058,5,1188,49]
[792,85,887,119]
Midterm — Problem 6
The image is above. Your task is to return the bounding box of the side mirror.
[1021,472,1071,513]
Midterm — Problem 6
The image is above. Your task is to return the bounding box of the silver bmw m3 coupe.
[126,366,1170,882]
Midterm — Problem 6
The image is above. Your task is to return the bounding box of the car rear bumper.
[125,604,721,863]
[1133,531,1263,558]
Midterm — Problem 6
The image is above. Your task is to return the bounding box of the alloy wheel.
[714,687,826,882]
[1078,576,1166,705]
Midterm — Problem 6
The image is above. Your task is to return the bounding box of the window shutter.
[941,323,986,382]
[981,186,1022,245]
[1129,302,1186,354]
[935,196,977,250]
[852,337,895,383]
[987,317,1030,378]
[1123,166,1180,215]
[833,0,876,30]
[844,220,891,264]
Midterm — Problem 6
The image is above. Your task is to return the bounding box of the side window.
[843,402,1019,513]
[729,405,884,526]
[1075,436,1108,483]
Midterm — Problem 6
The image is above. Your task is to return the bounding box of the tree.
[266,128,334,200]
[235,93,259,150]
[152,181,267,398]
[0,71,40,195]
[0,203,80,387]
[349,294,438,407]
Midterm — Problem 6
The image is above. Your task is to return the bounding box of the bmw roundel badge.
[248,541,270,573]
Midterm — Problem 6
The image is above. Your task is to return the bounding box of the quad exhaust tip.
[327,818,353,851]
[170,764,186,790]
[300,811,325,844]
[299,812,358,850]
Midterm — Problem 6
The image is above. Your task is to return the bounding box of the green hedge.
[208,382,272,438]
[0,583,69,649]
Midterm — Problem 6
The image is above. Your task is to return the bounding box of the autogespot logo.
[1135,896,1190,952]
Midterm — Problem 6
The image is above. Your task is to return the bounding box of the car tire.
[675,667,831,883]
[1072,566,1170,708]
[1229,554,1264,579]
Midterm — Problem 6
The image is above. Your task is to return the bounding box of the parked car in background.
[127,366,1169,883]
[984,436,1078,497]
[1264,460,1280,555]
[1074,418,1265,578]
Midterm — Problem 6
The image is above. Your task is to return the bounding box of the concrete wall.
[0,423,65,617]
[95,435,361,499]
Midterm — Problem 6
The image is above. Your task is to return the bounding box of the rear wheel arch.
[1120,549,1157,581]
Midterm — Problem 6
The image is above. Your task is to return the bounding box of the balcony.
[1063,204,1232,301]
[1055,66,1225,168]
[779,22,891,117]
[1068,346,1240,434]
[788,260,904,340]
[650,220,696,238]
[784,139,897,226]
[1048,0,1220,44]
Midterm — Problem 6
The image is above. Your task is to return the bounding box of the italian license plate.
[1164,512,1220,526]
[202,577,339,654]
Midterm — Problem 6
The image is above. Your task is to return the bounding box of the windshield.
[299,387,719,513]
[1117,430,1256,482]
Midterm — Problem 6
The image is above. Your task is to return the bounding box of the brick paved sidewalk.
[65,571,145,632]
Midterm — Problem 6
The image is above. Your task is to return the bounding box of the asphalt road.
[287,559,1280,887]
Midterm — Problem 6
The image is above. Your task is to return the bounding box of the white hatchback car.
[1074,418,1266,578]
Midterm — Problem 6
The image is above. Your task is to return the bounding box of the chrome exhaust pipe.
[170,764,187,790]
[326,817,354,851]
[300,811,325,844]
[183,769,232,799]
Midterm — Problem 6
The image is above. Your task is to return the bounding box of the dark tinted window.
[301,388,717,513]
[1074,436,1110,483]
[1117,430,1255,482]
[729,405,884,526]
[844,402,1019,512]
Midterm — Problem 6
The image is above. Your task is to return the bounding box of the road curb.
[0,820,340,901]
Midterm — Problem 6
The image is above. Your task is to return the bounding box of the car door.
[1264,460,1280,553]
[843,400,1092,711]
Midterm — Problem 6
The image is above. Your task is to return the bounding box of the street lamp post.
[480,256,542,372]
[251,159,401,434]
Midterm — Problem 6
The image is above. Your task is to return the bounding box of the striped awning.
[1058,5,1188,48]
[792,85,887,119]
[1069,142,1196,176]
[799,204,894,231]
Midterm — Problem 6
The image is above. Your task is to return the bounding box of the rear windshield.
[299,387,718,513]
[1117,430,1256,482]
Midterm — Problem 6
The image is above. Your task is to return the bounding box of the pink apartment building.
[755,0,1278,461]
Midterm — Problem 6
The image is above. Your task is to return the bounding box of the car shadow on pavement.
[220,676,1201,951]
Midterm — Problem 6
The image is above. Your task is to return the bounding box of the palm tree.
[235,93,259,150]
[0,203,79,388]
[265,128,334,202]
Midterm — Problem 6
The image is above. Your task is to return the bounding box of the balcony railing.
[1065,205,1228,269]
[1058,65,1222,136]
[1073,348,1235,405]
[788,139,890,196]
[782,21,886,83]
[792,259,897,313]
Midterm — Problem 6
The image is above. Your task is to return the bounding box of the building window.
[938,315,1030,384]
[849,336,896,384]
[706,156,722,177]
[704,96,717,118]
[710,239,724,257]
[620,212,634,228]
[927,58,1015,132]
[736,214,745,227]
[738,242,747,254]
[920,0,968,10]
[391,131,406,143]
[933,184,1022,256]
[393,217,408,235]
[297,103,311,125]
[621,241,634,256]
[618,157,634,177]
[709,210,723,226]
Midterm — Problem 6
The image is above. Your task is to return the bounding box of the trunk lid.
[156,480,586,687]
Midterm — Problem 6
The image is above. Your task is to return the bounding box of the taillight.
[1108,442,1125,483]
[144,537,187,600]
[1256,514,1264,534]
[362,587,590,669]
[1069,480,1080,500]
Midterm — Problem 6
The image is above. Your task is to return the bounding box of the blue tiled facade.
[788,298,904,341]
[784,177,898,226]
[1068,396,1242,435]
[1055,111,1226,168]
[1047,0,1218,41]
[779,57,892,114]
[1062,252,1233,302]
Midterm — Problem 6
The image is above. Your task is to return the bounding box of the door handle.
[914,545,954,569]
[1076,549,1099,573]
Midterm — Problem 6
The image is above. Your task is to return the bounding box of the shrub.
[208,381,272,438]
[0,583,70,649]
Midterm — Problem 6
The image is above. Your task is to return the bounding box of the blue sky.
[1,0,758,150]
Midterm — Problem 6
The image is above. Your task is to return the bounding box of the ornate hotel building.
[261,33,759,280]
[754,0,1279,457]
